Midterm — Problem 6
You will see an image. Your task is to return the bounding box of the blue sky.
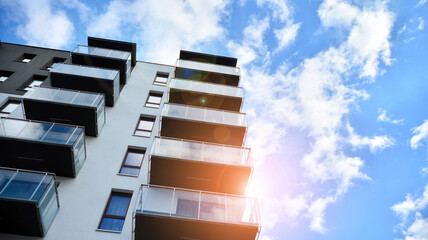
[1,0,428,239]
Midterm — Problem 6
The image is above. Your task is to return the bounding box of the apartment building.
[0,37,260,240]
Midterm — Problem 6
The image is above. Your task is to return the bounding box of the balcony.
[134,185,260,240]
[0,118,86,177]
[175,59,241,87]
[71,45,131,84]
[50,63,119,107]
[169,78,243,112]
[88,36,137,67]
[23,87,105,137]
[179,50,238,67]
[0,168,59,237]
[160,103,247,146]
[149,137,252,194]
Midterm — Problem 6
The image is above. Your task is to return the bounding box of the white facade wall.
[0,61,174,240]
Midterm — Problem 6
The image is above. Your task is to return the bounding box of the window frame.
[19,75,47,91]
[98,191,132,233]
[0,100,21,116]
[144,91,163,109]
[153,72,169,86]
[0,70,14,83]
[133,116,156,138]
[14,53,36,63]
[118,147,146,177]
[41,57,67,70]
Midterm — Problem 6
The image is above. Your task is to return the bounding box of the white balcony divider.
[176,59,241,76]
[150,137,252,167]
[161,103,247,127]
[169,78,243,98]
[135,185,259,226]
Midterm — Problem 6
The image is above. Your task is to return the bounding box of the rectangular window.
[153,72,169,86]
[134,116,155,137]
[145,92,162,108]
[98,191,132,232]
[42,57,66,70]
[15,53,36,63]
[119,148,145,176]
[0,70,13,82]
[0,100,20,117]
[22,75,47,91]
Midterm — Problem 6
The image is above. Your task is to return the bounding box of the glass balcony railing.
[24,87,104,108]
[151,137,252,167]
[0,118,86,176]
[0,167,59,236]
[50,63,119,80]
[161,103,247,127]
[169,78,243,98]
[74,45,131,60]
[135,185,260,226]
[176,59,240,76]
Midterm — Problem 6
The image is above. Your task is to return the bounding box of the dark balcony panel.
[175,60,240,87]
[149,137,252,194]
[88,36,137,67]
[160,104,247,146]
[0,168,59,237]
[0,118,86,178]
[134,185,260,240]
[23,87,105,137]
[50,63,119,107]
[71,46,131,84]
[180,50,238,67]
[169,78,243,112]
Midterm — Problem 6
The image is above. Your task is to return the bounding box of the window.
[0,70,13,82]
[134,116,155,137]
[145,92,162,108]
[153,72,169,86]
[15,53,36,63]
[98,191,132,232]
[119,148,145,176]
[22,75,47,91]
[0,100,20,117]
[41,57,66,70]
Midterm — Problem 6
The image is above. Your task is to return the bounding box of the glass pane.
[164,104,186,118]
[99,218,124,231]
[180,140,202,161]
[134,130,151,137]
[138,119,154,131]
[43,125,76,144]
[18,122,49,141]
[147,95,162,104]
[106,195,131,217]
[51,89,76,103]
[72,92,99,106]
[145,103,160,108]
[119,167,140,176]
[186,106,204,121]
[1,102,20,113]
[205,109,223,124]
[200,193,225,222]
[29,80,43,87]
[173,190,199,219]
[155,76,168,84]
[0,172,44,200]
[143,187,174,215]
[227,196,256,224]
[203,144,223,164]
[154,138,182,158]
[124,151,144,166]
[1,119,28,137]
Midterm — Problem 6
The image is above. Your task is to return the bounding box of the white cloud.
[398,25,407,35]
[231,0,394,234]
[417,17,424,30]
[257,0,301,52]
[392,184,428,240]
[377,108,404,124]
[410,120,428,149]
[417,0,427,7]
[1,0,75,49]
[87,0,230,64]
[60,0,90,22]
